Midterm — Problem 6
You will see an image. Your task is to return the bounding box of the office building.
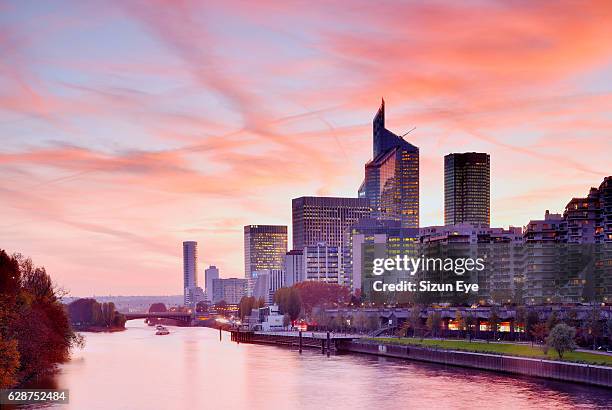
[349,218,419,295]
[183,241,198,306]
[444,152,490,226]
[284,250,304,287]
[204,265,219,301]
[358,99,419,228]
[420,223,524,305]
[185,286,205,307]
[252,269,285,305]
[522,177,610,304]
[212,278,247,305]
[244,225,288,279]
[303,243,341,284]
[523,211,569,304]
[292,196,370,251]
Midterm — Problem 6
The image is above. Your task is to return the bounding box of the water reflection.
[20,321,612,409]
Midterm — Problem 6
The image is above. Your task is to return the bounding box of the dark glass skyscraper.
[444,152,490,226]
[358,99,419,228]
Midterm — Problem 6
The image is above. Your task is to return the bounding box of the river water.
[22,321,612,409]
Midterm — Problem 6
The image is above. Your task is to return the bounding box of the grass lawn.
[369,337,612,367]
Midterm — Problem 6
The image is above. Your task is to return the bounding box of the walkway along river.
[230,330,612,388]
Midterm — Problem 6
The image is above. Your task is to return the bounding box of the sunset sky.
[1,1,611,296]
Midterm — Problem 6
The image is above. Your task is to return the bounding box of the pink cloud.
[0,0,610,294]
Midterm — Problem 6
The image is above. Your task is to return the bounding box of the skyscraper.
[292,197,370,287]
[348,218,419,293]
[444,152,490,226]
[292,196,371,250]
[183,241,198,306]
[204,265,219,301]
[244,225,288,279]
[359,99,419,228]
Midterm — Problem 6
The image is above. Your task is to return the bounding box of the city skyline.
[1,1,611,295]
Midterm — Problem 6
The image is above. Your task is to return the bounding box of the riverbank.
[228,330,612,388]
[72,325,125,333]
[338,339,612,388]
[369,337,612,367]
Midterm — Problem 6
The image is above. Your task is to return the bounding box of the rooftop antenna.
[400,127,416,138]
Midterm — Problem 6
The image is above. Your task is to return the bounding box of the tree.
[454,310,465,338]
[311,308,332,329]
[566,308,579,328]
[292,282,351,316]
[333,314,347,332]
[586,306,603,350]
[489,306,500,341]
[353,311,368,333]
[149,303,167,313]
[101,302,117,327]
[68,299,124,329]
[0,250,21,295]
[546,312,560,333]
[515,306,526,341]
[398,320,411,337]
[238,296,257,320]
[409,306,422,338]
[426,311,442,338]
[0,336,19,388]
[546,323,577,359]
[525,310,540,345]
[464,314,475,341]
[1,250,81,385]
[531,323,548,345]
[605,317,612,340]
[274,287,302,321]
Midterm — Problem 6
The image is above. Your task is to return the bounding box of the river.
[20,321,612,409]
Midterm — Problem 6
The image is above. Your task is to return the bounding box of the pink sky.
[1,1,611,296]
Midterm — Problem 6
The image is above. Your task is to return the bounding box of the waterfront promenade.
[229,329,612,387]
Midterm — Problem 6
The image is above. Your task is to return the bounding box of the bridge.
[124,312,193,325]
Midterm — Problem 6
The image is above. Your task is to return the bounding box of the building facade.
[420,223,524,305]
[303,243,340,284]
[284,250,304,287]
[349,218,419,295]
[444,152,490,226]
[212,278,247,305]
[523,177,611,304]
[292,196,370,251]
[244,225,288,279]
[359,100,419,228]
[183,241,199,306]
[252,269,285,305]
[204,265,219,302]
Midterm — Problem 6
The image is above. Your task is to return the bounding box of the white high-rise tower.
[183,241,198,306]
